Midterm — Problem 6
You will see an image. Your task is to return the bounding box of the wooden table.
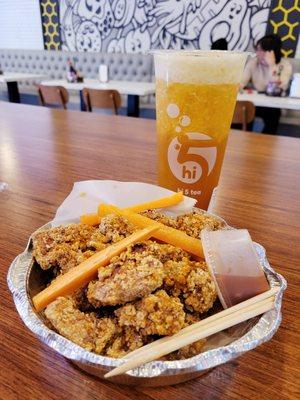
[0,103,299,400]
[0,72,46,103]
[41,79,156,117]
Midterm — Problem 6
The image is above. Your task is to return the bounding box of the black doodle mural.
[59,0,272,53]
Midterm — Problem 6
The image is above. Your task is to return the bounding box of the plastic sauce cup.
[201,229,270,308]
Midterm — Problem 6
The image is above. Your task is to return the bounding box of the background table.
[0,72,46,103]
[237,90,300,110]
[41,79,156,117]
[0,103,299,400]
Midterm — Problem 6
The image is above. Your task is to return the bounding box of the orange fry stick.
[80,213,100,226]
[81,192,184,226]
[125,191,184,213]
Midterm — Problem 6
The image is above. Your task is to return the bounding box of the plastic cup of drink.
[153,50,249,210]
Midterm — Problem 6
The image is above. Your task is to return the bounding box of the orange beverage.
[154,51,248,209]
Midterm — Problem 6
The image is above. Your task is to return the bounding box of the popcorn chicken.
[45,296,99,352]
[87,255,164,307]
[142,209,224,238]
[32,215,135,273]
[98,214,135,243]
[164,259,217,313]
[45,296,145,357]
[37,207,221,361]
[176,210,224,238]
[32,224,105,272]
[115,290,186,336]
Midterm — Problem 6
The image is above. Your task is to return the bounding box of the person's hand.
[264,50,276,67]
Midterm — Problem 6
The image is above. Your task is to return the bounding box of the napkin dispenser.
[289,73,300,98]
[99,64,109,83]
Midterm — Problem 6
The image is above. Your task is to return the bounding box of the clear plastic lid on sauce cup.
[201,229,270,308]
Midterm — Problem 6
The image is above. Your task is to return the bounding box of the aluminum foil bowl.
[7,214,286,387]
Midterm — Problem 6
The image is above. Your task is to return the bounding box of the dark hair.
[256,34,282,64]
[211,38,228,50]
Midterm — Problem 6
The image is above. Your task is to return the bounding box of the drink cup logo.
[166,104,217,185]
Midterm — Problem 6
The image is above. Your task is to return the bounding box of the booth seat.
[0,49,154,106]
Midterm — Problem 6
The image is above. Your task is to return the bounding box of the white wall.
[0,0,43,49]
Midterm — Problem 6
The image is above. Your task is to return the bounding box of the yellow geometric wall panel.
[267,0,300,57]
[40,0,61,50]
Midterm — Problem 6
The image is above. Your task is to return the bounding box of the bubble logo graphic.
[166,104,217,184]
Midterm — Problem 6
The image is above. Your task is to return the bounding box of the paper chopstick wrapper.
[201,229,270,308]
[52,180,197,227]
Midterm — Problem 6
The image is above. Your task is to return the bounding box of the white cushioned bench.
[0,49,153,93]
[0,49,155,115]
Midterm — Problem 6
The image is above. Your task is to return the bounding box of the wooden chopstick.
[124,286,280,360]
[105,299,274,378]
[105,287,279,378]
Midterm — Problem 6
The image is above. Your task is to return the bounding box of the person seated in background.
[211,38,228,50]
[241,34,292,134]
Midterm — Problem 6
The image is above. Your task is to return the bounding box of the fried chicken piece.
[141,209,224,239]
[45,296,206,359]
[176,210,224,238]
[167,312,206,360]
[87,230,108,251]
[73,286,96,312]
[45,296,146,357]
[94,317,121,354]
[184,267,217,313]
[87,240,189,307]
[45,296,120,354]
[115,290,186,336]
[110,240,190,268]
[44,296,98,352]
[105,327,145,358]
[127,241,217,314]
[32,224,105,272]
[33,215,136,272]
[164,260,217,313]
[140,210,177,228]
[127,240,190,264]
[87,239,216,313]
[184,312,202,325]
[98,214,135,243]
[160,312,206,360]
[33,216,138,273]
[167,340,206,360]
[87,255,164,307]
[163,258,194,295]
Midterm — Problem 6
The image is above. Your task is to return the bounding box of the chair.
[232,101,255,131]
[38,85,69,109]
[82,88,121,115]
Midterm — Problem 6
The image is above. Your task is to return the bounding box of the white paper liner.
[52,180,197,227]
